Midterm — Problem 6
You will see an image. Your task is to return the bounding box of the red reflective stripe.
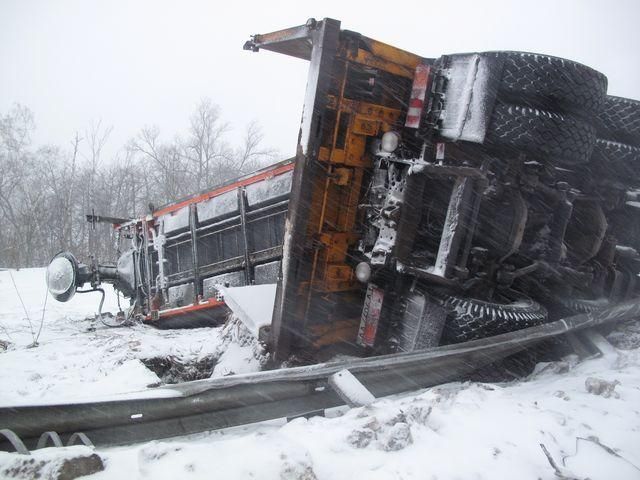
[405,64,431,129]
[406,115,421,127]
[146,298,226,321]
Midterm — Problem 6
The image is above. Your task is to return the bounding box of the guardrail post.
[328,369,375,407]
[578,329,618,357]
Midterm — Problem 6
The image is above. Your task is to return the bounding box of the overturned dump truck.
[47,159,295,329]
[47,18,640,365]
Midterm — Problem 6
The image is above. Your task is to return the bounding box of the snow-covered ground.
[0,268,264,406]
[1,268,640,479]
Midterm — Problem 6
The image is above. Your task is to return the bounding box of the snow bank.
[210,316,267,378]
[0,269,263,406]
[0,445,103,479]
[81,326,640,479]
[2,268,640,479]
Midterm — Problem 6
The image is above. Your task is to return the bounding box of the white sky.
[1,0,639,160]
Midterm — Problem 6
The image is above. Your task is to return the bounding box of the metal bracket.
[36,431,63,449]
[433,176,478,278]
[189,204,201,301]
[238,188,253,285]
[0,429,30,455]
[0,429,95,454]
[67,432,95,448]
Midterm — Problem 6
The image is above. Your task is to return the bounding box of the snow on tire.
[596,95,640,147]
[485,103,597,165]
[558,296,609,315]
[590,138,640,181]
[491,51,608,117]
[429,288,548,344]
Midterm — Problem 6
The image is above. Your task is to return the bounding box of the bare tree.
[235,120,277,173]
[131,126,190,202]
[0,99,277,268]
[0,105,36,265]
[182,98,231,191]
[0,104,34,155]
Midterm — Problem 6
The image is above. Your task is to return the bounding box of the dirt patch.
[1,452,104,480]
[141,316,267,383]
[142,355,216,383]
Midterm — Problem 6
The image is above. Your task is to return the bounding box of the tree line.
[0,99,277,268]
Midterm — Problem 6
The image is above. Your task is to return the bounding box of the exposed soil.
[141,355,216,384]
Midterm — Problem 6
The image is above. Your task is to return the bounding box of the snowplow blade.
[2,300,639,449]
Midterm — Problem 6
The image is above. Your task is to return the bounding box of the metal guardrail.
[1,299,639,450]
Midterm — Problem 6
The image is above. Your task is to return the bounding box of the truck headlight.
[46,252,79,302]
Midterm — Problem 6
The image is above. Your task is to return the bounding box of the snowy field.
[0,268,264,406]
[1,268,640,479]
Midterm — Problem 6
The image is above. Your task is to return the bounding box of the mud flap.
[437,53,502,143]
[395,290,446,352]
[357,283,385,347]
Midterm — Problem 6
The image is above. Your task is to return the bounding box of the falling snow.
[1,268,640,479]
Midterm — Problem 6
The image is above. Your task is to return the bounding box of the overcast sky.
[1,0,639,161]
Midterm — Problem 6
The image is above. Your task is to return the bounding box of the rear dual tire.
[429,288,548,344]
[597,95,640,147]
[485,103,596,165]
[590,138,640,182]
[493,51,607,117]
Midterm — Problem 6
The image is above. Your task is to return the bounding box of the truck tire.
[492,51,607,116]
[485,103,596,165]
[557,296,609,315]
[429,288,548,344]
[590,138,640,181]
[596,95,640,146]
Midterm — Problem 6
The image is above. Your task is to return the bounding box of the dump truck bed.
[130,158,295,327]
